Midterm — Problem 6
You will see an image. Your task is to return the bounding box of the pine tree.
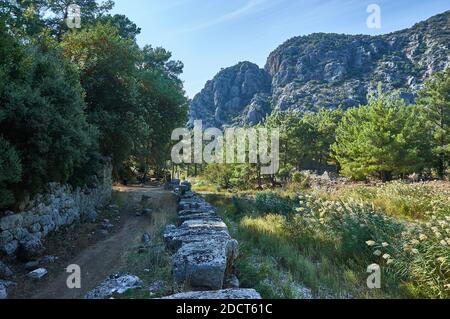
[418,68,450,178]
[332,88,431,180]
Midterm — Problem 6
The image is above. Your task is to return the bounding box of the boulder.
[85,273,143,299]
[172,239,229,290]
[18,234,44,261]
[161,289,262,300]
[27,268,48,279]
[1,240,19,256]
[0,215,23,231]
[164,223,230,253]
[148,280,166,294]
[0,280,16,300]
[0,261,13,278]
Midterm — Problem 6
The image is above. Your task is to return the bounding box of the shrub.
[291,171,311,189]
[254,192,294,216]
[0,137,22,210]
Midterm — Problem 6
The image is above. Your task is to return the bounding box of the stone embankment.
[0,162,112,260]
[162,182,261,299]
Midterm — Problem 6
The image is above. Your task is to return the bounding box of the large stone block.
[172,239,229,290]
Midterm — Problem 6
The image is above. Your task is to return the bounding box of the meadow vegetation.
[203,181,450,299]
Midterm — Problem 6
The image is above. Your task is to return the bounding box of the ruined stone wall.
[0,161,112,259]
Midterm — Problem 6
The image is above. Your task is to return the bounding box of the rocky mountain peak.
[188,61,271,128]
[189,11,450,127]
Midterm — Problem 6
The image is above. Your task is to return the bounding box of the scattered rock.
[161,289,262,300]
[0,261,13,278]
[148,281,165,294]
[0,280,16,300]
[27,268,48,280]
[85,273,143,299]
[40,255,58,264]
[101,222,114,230]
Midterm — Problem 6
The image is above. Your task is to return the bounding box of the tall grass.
[321,181,450,220]
[206,183,450,299]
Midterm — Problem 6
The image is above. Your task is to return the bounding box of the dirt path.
[26,186,176,299]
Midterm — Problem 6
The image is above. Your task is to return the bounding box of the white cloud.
[181,0,273,33]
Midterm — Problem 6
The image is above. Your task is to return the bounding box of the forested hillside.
[0,1,188,210]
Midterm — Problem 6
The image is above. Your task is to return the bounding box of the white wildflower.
[366,240,376,247]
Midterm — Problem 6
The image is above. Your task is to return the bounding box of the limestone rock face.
[188,61,272,128]
[189,11,450,126]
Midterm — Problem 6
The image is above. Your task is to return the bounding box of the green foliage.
[265,108,342,172]
[208,185,449,299]
[254,192,294,216]
[0,22,98,203]
[62,23,187,178]
[0,137,22,209]
[43,0,115,38]
[0,2,188,208]
[418,68,450,178]
[202,164,234,189]
[290,171,311,189]
[332,88,432,180]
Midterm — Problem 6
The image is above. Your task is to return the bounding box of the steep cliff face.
[189,11,450,126]
[188,61,272,128]
[266,10,450,111]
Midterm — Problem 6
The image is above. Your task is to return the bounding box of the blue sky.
[111,0,450,98]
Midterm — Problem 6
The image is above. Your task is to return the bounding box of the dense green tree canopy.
[0,1,188,209]
[418,68,450,177]
[332,88,431,180]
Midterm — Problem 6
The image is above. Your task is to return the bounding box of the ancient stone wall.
[0,161,112,259]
